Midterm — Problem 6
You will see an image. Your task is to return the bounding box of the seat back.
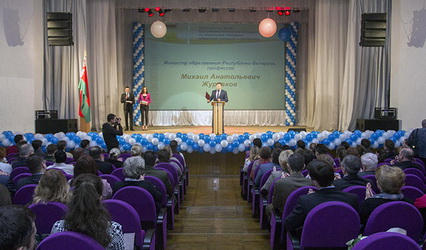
[259,169,273,188]
[282,186,318,221]
[170,159,184,171]
[99,174,121,188]
[413,158,426,174]
[102,199,145,247]
[404,174,425,192]
[267,177,281,204]
[13,184,37,205]
[155,163,178,186]
[145,176,167,206]
[111,168,125,181]
[343,186,367,207]
[301,201,360,248]
[173,153,185,167]
[65,157,74,164]
[363,201,424,242]
[36,231,104,250]
[362,175,380,193]
[403,168,424,180]
[112,186,157,228]
[28,202,68,234]
[10,166,30,180]
[401,186,424,201]
[352,232,421,250]
[12,173,32,185]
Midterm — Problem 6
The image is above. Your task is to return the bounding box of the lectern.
[211,101,225,134]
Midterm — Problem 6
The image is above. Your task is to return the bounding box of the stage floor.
[123,126,311,135]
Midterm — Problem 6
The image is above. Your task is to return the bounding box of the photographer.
[102,113,123,152]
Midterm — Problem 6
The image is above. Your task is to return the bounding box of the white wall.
[0,0,44,133]
[391,0,426,130]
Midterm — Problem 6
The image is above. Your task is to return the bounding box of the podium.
[211,101,225,134]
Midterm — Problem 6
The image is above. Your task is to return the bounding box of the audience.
[285,159,359,234]
[57,140,73,158]
[296,140,306,150]
[72,147,85,161]
[392,147,422,171]
[44,144,58,163]
[261,150,294,195]
[157,147,182,178]
[359,165,412,226]
[251,147,272,180]
[90,146,114,174]
[346,147,360,157]
[378,139,397,163]
[105,148,123,168]
[113,156,163,212]
[33,169,70,204]
[31,140,45,158]
[6,134,24,155]
[73,155,112,199]
[0,184,12,206]
[361,139,372,152]
[252,138,262,149]
[16,154,46,190]
[143,151,174,196]
[0,205,36,250]
[254,148,281,187]
[11,144,33,169]
[356,145,367,156]
[267,153,313,219]
[130,145,143,157]
[243,146,260,173]
[80,139,91,154]
[51,174,124,249]
[313,144,328,157]
[334,155,371,190]
[359,153,378,177]
[0,147,12,175]
[170,140,186,167]
[47,150,74,175]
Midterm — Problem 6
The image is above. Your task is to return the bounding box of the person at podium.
[208,82,228,103]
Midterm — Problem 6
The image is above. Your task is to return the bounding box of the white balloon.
[34,133,43,140]
[150,21,167,38]
[129,138,136,145]
[232,134,239,141]
[233,148,239,154]
[169,133,176,140]
[215,144,222,152]
[198,140,205,147]
[152,138,159,145]
[377,137,385,144]
[0,134,4,141]
[158,142,165,150]
[258,18,277,38]
[227,136,233,143]
[220,140,228,148]
[317,134,325,141]
[333,139,341,146]
[187,147,193,153]
[327,142,335,150]
[42,138,48,146]
[238,144,246,152]
[312,139,319,144]
[193,135,200,142]
[267,138,274,146]
[90,141,97,147]
[68,141,76,149]
[356,138,362,145]
[2,139,11,147]
[180,142,188,151]
[210,148,216,154]
[372,141,379,149]
[272,133,280,141]
[294,134,302,141]
[175,138,182,145]
[249,135,255,141]
[289,139,297,147]
[395,141,401,148]
[243,139,251,147]
[203,144,211,152]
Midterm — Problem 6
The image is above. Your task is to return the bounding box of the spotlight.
[284,10,291,16]
[182,8,191,12]
[154,7,161,12]
[277,10,284,16]
[144,8,150,12]
[249,8,256,13]
[212,8,220,12]
[293,8,300,13]
[159,9,165,16]
[199,8,206,13]
[228,8,236,12]
[147,10,154,17]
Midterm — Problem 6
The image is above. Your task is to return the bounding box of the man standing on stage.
[120,86,135,131]
[102,113,123,152]
[208,82,228,103]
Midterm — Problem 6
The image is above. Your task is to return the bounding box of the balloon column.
[0,130,411,154]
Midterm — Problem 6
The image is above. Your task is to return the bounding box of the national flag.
[78,53,91,122]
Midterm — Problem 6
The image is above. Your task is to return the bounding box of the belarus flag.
[78,53,91,122]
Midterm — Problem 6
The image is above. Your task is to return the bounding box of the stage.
[121,125,311,135]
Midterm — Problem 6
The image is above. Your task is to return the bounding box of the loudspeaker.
[35,119,78,134]
[360,13,387,47]
[287,128,307,133]
[356,119,400,131]
[47,12,73,46]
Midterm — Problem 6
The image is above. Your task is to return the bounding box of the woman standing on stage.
[138,86,151,131]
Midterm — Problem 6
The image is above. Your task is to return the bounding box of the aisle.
[167,175,270,249]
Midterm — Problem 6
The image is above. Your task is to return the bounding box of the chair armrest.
[142,228,155,250]
[157,207,166,223]
[287,230,300,250]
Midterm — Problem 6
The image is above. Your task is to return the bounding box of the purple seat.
[103,199,155,250]
[13,184,37,205]
[100,174,121,188]
[404,168,425,181]
[172,153,189,187]
[28,202,67,235]
[301,169,308,177]
[145,175,175,230]
[36,231,104,250]
[113,186,167,249]
[287,201,360,249]
[247,163,261,204]
[270,186,318,249]
[12,173,32,185]
[257,169,273,225]
[9,166,30,181]
[362,175,380,194]
[155,162,183,205]
[413,158,426,174]
[45,161,54,167]
[111,168,125,181]
[6,152,17,160]
[155,167,180,212]
[65,157,74,164]
[343,186,368,207]
[363,201,424,243]
[352,232,421,250]
[401,186,424,201]
[172,153,185,168]
[333,158,340,168]
[102,153,109,160]
[241,161,255,200]
[377,162,389,167]
[405,174,426,192]
[64,174,73,181]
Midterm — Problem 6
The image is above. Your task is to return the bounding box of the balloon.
[209,140,216,147]
[198,140,205,147]
[377,137,385,144]
[90,141,97,147]
[203,144,211,152]
[180,142,188,151]
[327,142,336,150]
[278,28,291,42]
[289,139,297,147]
[226,145,233,152]
[294,134,302,141]
[243,139,251,148]
[267,138,274,146]
[220,140,228,148]
[129,138,136,145]
[151,21,167,38]
[152,138,159,145]
[68,141,76,149]
[238,144,246,152]
[214,144,223,153]
[258,18,277,38]
[272,133,280,141]
[2,139,10,147]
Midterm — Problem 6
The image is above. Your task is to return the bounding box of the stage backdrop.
[144,23,285,110]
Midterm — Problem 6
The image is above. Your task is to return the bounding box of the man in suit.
[334,155,371,190]
[392,147,422,171]
[120,86,135,131]
[89,146,114,174]
[285,159,359,233]
[102,113,123,152]
[143,151,174,196]
[208,82,228,103]
[11,144,34,169]
[16,154,45,189]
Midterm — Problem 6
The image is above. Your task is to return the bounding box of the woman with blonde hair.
[243,146,260,172]
[261,149,295,196]
[33,169,70,204]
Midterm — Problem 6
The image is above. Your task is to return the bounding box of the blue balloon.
[305,134,313,142]
[73,137,82,144]
[215,137,222,143]
[50,137,59,144]
[284,133,292,142]
[226,145,233,152]
[238,135,245,143]
[181,134,188,142]
[278,28,291,42]
[147,143,154,150]
[163,138,171,145]
[232,140,239,147]
[123,143,131,151]
[261,134,268,142]
[96,137,104,144]
[371,133,379,140]
[192,144,199,151]
[350,134,357,141]
[209,140,216,147]
[322,139,330,145]
[187,139,194,147]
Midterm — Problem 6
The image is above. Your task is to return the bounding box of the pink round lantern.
[258,18,277,38]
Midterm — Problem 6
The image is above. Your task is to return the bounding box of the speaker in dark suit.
[209,82,228,102]
[120,86,135,131]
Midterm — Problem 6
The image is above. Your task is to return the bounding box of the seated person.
[165,145,183,173]
[254,148,282,187]
[144,151,174,196]
[285,159,359,234]
[0,147,12,175]
[31,140,45,158]
[250,147,272,180]
[72,148,85,161]
[0,205,36,250]
[313,143,328,158]
[170,140,186,167]
[359,165,413,226]
[16,154,46,189]
[73,154,112,199]
[334,155,371,190]
[361,139,372,153]
[359,153,378,177]
[157,147,182,178]
[378,139,397,163]
[33,169,70,204]
[80,139,90,154]
[242,146,260,173]
[113,156,163,213]
[47,150,74,175]
[6,134,24,155]
[51,174,124,250]
[44,143,57,163]
[89,146,113,174]
[266,153,313,219]
[105,148,123,168]
[57,140,73,159]
[392,147,422,171]
[11,143,34,169]
[261,150,294,195]
[130,145,143,157]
